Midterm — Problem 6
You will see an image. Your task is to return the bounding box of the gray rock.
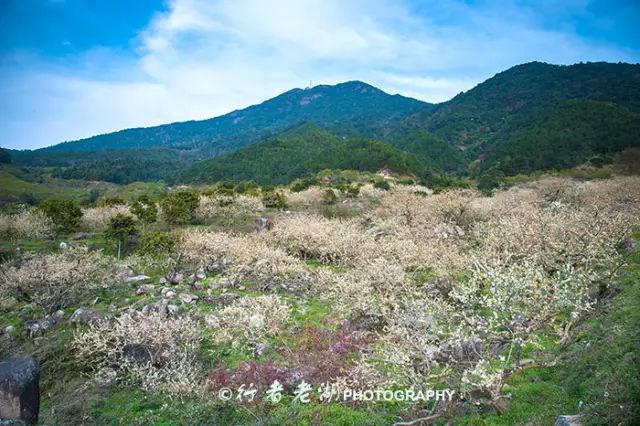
[0,357,40,424]
[125,275,151,284]
[110,264,135,282]
[23,311,63,338]
[192,282,205,291]
[135,284,155,295]
[554,415,582,426]
[122,344,153,364]
[210,278,232,289]
[166,304,181,317]
[1,326,16,335]
[69,308,107,326]
[165,270,185,285]
[195,267,207,281]
[617,237,637,253]
[178,293,198,304]
[203,292,240,307]
[253,217,274,233]
[58,241,69,250]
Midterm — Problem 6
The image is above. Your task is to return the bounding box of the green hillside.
[406,61,640,159]
[179,123,438,185]
[483,100,640,175]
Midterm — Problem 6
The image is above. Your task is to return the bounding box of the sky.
[0,0,639,150]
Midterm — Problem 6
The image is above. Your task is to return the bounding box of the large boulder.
[253,217,274,233]
[0,357,40,424]
[23,311,63,338]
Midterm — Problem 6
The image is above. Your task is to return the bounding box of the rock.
[166,304,181,317]
[71,232,91,241]
[195,267,207,281]
[110,264,135,281]
[125,275,151,284]
[192,282,205,291]
[159,277,167,285]
[554,415,582,426]
[135,284,155,295]
[24,311,64,338]
[69,308,107,326]
[0,357,40,424]
[254,343,270,357]
[178,293,198,304]
[202,292,240,307]
[617,237,637,252]
[122,344,153,364]
[58,241,69,250]
[165,270,185,285]
[210,278,232,289]
[1,326,16,335]
[253,217,274,233]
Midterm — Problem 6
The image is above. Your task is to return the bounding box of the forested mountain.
[37,81,429,154]
[178,123,438,185]
[404,61,640,159]
[481,100,640,174]
[5,61,640,186]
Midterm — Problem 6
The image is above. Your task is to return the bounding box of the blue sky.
[1,0,638,150]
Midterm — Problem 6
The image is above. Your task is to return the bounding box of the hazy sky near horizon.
[1,0,639,149]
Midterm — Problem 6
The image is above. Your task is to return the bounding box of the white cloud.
[1,0,638,149]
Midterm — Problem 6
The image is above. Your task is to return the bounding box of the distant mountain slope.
[178,123,438,185]
[40,81,430,154]
[405,62,640,158]
[482,100,640,174]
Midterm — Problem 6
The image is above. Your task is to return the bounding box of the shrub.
[196,194,264,220]
[105,214,138,259]
[0,207,54,240]
[0,248,110,313]
[80,204,130,232]
[339,184,360,198]
[373,179,391,191]
[73,311,202,394]
[38,199,83,233]
[291,176,317,193]
[137,231,175,258]
[322,189,338,205]
[160,190,199,224]
[96,196,126,207]
[233,180,260,195]
[262,191,287,209]
[130,195,158,225]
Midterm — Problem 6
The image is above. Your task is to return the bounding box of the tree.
[0,148,11,164]
[105,214,138,259]
[160,190,199,225]
[131,195,158,227]
[38,199,83,233]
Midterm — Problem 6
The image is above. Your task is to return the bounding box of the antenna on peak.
[305,80,312,90]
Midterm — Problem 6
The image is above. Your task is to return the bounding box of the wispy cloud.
[1,0,638,149]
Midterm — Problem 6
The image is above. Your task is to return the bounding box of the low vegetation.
[1,168,638,424]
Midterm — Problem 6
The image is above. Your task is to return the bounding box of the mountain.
[404,61,640,160]
[482,100,640,174]
[178,123,438,185]
[8,61,640,186]
[38,81,430,154]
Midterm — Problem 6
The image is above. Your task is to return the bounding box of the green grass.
[458,234,640,425]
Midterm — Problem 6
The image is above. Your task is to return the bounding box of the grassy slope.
[460,232,640,425]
